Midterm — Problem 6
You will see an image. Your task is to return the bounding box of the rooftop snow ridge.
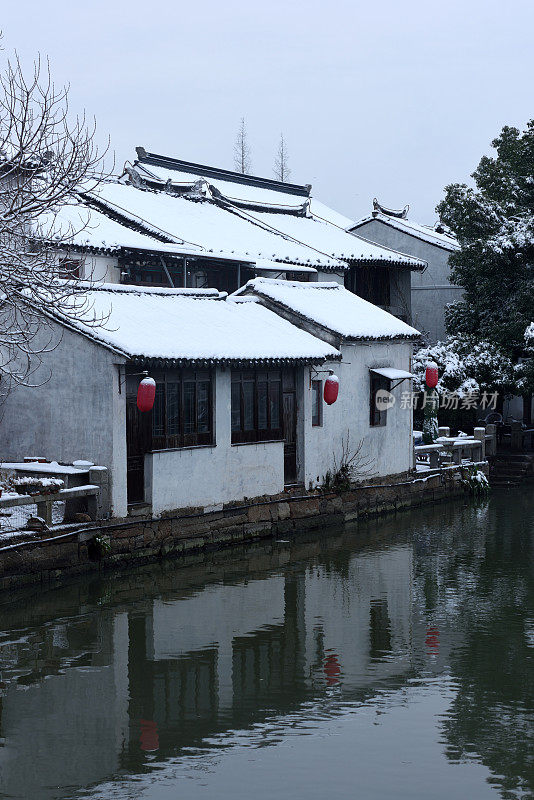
[82,282,226,299]
[247,278,341,290]
[135,147,312,198]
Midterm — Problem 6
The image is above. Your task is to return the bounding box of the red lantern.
[324,374,339,405]
[137,377,156,412]
[425,362,439,389]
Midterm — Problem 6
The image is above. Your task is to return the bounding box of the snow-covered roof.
[86,182,344,270]
[127,151,425,270]
[235,278,421,341]
[241,207,425,267]
[51,283,340,366]
[42,200,205,256]
[350,211,459,251]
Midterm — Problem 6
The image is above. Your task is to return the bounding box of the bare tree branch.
[0,47,111,399]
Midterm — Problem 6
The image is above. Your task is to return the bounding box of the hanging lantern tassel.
[137,377,156,412]
[324,374,339,405]
[425,361,439,389]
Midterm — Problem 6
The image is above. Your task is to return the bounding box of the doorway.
[282,369,298,485]
[126,384,152,504]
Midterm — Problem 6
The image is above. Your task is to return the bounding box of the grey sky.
[2,0,533,223]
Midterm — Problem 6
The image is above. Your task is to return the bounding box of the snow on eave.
[349,213,459,252]
[235,278,421,342]
[28,282,340,367]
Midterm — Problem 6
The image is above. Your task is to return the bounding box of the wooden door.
[126,394,152,504]
[282,369,297,485]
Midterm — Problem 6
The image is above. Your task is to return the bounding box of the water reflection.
[0,490,532,800]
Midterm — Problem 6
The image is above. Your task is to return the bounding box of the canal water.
[0,488,532,800]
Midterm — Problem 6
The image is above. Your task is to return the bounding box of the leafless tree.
[0,48,109,399]
[273,132,291,182]
[233,117,251,174]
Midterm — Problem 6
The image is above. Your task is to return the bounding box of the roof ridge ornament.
[372,198,409,219]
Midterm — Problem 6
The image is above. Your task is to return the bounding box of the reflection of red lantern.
[140,719,159,751]
[425,362,439,389]
[324,374,339,405]
[137,377,156,412]
[324,653,341,685]
[425,627,440,654]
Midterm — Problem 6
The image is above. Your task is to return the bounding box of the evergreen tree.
[437,121,534,375]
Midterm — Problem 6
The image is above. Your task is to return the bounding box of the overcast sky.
[2,0,533,223]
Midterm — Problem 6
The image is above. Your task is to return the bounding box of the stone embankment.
[0,466,481,591]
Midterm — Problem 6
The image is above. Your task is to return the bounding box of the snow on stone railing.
[0,485,100,530]
[414,436,485,471]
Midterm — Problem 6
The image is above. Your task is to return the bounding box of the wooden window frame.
[370,373,390,427]
[151,369,213,450]
[231,369,283,444]
[311,380,323,427]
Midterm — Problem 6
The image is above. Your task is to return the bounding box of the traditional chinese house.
[1,280,420,517]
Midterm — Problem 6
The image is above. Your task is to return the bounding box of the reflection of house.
[1,279,419,516]
[0,533,417,798]
[0,613,129,800]
[349,200,461,342]
[135,540,415,746]
[50,150,425,298]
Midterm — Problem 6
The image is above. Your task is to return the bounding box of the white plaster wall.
[302,341,414,487]
[317,270,345,285]
[145,369,285,514]
[0,322,127,517]
[84,254,121,283]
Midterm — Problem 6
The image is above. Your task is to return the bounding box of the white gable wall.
[0,322,128,516]
[302,341,414,488]
[353,219,462,342]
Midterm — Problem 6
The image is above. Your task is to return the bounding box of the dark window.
[311,380,322,427]
[59,258,82,279]
[231,370,283,443]
[345,265,390,307]
[370,373,390,427]
[152,370,213,449]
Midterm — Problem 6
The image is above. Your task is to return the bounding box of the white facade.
[146,369,285,513]
[301,341,414,488]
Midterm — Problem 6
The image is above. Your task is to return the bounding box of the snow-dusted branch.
[0,49,110,397]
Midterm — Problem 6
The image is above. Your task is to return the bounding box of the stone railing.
[0,462,109,528]
[414,425,493,471]
[0,484,101,527]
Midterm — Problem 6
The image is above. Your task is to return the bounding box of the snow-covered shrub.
[460,466,490,496]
